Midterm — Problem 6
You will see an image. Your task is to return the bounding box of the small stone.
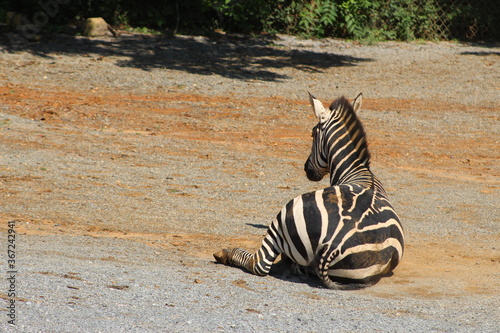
[83,17,111,37]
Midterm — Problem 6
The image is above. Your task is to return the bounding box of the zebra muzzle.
[304,160,325,181]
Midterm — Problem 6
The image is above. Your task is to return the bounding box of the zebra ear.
[352,93,363,113]
[308,92,330,123]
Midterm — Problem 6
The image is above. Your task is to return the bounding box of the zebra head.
[304,92,363,182]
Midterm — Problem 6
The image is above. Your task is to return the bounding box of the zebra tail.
[318,271,376,290]
[317,249,375,290]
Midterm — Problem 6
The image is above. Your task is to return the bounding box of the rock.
[83,17,117,37]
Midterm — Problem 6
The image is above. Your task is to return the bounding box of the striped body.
[214,93,404,289]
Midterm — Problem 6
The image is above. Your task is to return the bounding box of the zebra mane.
[328,96,371,168]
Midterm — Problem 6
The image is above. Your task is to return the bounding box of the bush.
[1,0,498,41]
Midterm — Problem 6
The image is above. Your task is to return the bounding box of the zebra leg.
[280,253,315,278]
[213,248,258,274]
[214,236,281,276]
[213,247,277,276]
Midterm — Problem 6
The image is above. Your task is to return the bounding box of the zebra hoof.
[213,249,230,265]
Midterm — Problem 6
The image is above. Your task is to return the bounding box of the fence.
[433,0,499,40]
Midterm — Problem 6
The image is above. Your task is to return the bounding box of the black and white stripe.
[214,93,404,289]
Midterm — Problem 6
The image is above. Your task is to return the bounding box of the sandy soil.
[0,32,498,331]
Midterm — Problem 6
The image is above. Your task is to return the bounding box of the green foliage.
[208,0,269,33]
[126,26,162,35]
[297,0,338,37]
[339,0,371,39]
[258,0,454,41]
[0,0,497,41]
[261,0,339,38]
[366,0,440,41]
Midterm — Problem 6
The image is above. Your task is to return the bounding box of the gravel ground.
[0,31,499,332]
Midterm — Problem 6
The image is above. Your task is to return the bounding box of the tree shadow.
[460,50,500,56]
[460,41,500,56]
[1,31,373,82]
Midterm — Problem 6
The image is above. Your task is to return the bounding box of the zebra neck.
[330,162,373,188]
[324,110,371,188]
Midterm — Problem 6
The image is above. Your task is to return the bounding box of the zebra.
[214,93,404,289]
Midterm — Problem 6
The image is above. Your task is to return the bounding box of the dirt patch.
[1,82,499,298]
[2,207,499,301]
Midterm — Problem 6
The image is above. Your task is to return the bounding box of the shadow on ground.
[1,30,372,81]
